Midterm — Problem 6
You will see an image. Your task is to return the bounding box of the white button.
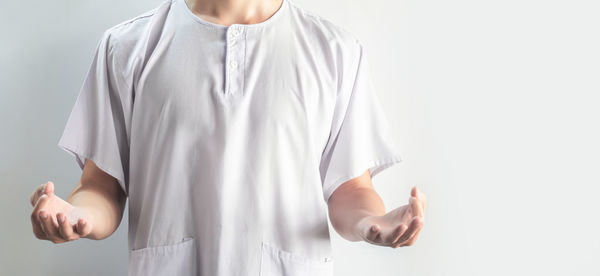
[230,60,238,68]
[232,29,240,36]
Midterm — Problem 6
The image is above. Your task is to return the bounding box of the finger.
[31,194,51,240]
[405,212,426,246]
[364,224,380,243]
[32,194,50,215]
[57,213,78,241]
[411,186,419,198]
[397,227,422,247]
[405,228,422,246]
[393,216,422,246]
[410,196,419,217]
[30,211,47,240]
[414,187,427,214]
[30,182,48,207]
[45,181,55,196]
[39,210,64,243]
[387,223,408,244]
[75,218,92,238]
[393,216,423,247]
[411,186,428,214]
[31,194,54,240]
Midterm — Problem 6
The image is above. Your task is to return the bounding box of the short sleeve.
[57,30,131,197]
[319,40,403,203]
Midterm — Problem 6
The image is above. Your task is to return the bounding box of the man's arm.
[327,169,426,247]
[30,159,127,243]
[327,169,386,241]
[66,158,127,240]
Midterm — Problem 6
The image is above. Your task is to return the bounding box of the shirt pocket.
[260,241,334,276]
[128,237,196,276]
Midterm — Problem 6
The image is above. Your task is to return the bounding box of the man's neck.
[184,0,283,26]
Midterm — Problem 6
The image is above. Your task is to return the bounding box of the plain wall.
[1,0,598,275]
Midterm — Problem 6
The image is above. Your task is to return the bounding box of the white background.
[1,0,598,275]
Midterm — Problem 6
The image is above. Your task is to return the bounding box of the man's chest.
[130,34,338,150]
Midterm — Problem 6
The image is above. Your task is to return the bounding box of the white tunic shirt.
[57,0,403,274]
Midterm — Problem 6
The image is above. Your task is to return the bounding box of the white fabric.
[57,0,403,274]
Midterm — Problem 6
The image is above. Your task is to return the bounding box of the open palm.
[30,181,92,243]
[355,186,427,248]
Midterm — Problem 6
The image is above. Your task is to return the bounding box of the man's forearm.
[66,180,126,240]
[327,170,386,242]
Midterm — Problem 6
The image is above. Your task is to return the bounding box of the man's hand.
[328,170,427,247]
[30,181,93,243]
[354,186,427,248]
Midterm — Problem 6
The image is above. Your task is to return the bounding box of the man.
[29,0,427,274]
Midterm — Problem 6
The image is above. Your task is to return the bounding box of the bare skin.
[30,159,126,243]
[31,0,281,243]
[183,0,428,246]
[184,0,283,27]
[33,0,419,248]
[328,169,427,248]
[31,162,423,247]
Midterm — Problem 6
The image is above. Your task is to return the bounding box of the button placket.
[225,25,246,97]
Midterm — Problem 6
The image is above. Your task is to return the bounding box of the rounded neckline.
[178,0,288,29]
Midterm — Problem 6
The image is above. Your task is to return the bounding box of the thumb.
[410,186,419,199]
[31,181,54,207]
[44,181,55,196]
[76,218,93,237]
